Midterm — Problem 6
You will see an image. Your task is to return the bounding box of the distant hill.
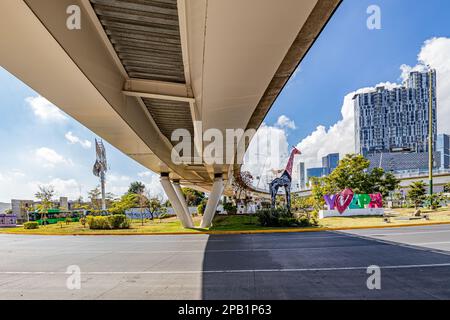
[0,202,11,213]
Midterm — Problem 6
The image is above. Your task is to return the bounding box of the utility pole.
[428,68,434,195]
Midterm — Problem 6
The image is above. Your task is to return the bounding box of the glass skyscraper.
[354,69,437,156]
[437,134,450,169]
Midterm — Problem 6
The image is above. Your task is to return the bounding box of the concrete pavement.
[1,224,450,299]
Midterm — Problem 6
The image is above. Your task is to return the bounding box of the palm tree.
[35,185,55,225]
[407,181,426,209]
[128,181,146,195]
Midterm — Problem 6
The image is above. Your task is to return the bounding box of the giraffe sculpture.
[269,147,301,211]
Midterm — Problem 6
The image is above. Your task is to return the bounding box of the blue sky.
[268,0,450,146]
[1,0,449,202]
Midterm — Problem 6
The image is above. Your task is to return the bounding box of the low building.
[11,199,33,223]
[367,151,441,172]
[307,167,329,180]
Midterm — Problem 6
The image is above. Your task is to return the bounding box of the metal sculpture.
[92,138,108,211]
[269,147,301,211]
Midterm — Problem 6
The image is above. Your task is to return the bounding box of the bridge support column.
[160,174,192,228]
[200,174,224,228]
[172,180,195,228]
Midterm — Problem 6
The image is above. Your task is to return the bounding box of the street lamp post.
[428,68,434,195]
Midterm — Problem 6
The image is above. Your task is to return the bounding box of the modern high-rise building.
[306,153,340,181]
[322,153,339,172]
[298,162,306,190]
[354,69,437,155]
[306,167,328,180]
[437,134,450,169]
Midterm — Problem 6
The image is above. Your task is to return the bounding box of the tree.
[88,187,102,211]
[109,193,139,215]
[147,196,163,220]
[325,154,370,194]
[407,181,426,209]
[181,188,205,206]
[127,181,147,225]
[35,185,55,225]
[128,181,146,195]
[292,195,314,220]
[232,171,254,208]
[443,182,450,193]
[379,172,401,198]
[424,193,447,210]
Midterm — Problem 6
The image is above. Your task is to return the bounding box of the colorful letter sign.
[323,189,383,214]
[335,188,354,214]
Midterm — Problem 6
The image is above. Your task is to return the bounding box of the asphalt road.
[1,224,450,299]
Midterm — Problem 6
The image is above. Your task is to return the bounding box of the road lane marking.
[360,229,450,237]
[2,263,450,275]
[413,241,450,245]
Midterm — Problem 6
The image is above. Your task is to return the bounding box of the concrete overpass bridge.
[0,0,340,227]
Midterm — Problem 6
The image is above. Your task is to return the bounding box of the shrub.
[87,216,109,229]
[80,217,87,227]
[120,218,130,229]
[24,221,39,229]
[65,217,72,224]
[108,214,129,229]
[278,217,298,227]
[256,208,317,227]
[256,208,292,227]
[223,202,237,215]
[158,213,170,220]
[297,216,312,227]
[197,204,205,215]
[87,215,130,230]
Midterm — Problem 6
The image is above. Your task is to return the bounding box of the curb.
[1,221,450,236]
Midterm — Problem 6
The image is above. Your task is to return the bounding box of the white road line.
[2,263,450,275]
[0,243,375,255]
[333,230,450,257]
[361,229,450,237]
[413,241,450,246]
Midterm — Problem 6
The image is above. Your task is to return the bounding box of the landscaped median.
[1,208,450,235]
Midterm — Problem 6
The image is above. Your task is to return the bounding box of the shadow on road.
[201,231,450,299]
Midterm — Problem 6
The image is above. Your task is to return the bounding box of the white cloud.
[296,37,450,169]
[138,171,153,178]
[0,169,26,182]
[27,178,81,200]
[242,122,290,187]
[35,147,73,168]
[138,171,166,200]
[0,175,81,202]
[106,171,166,200]
[26,96,67,122]
[401,37,450,133]
[276,115,296,129]
[65,131,92,149]
[107,173,130,183]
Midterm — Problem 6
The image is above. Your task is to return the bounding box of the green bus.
[28,209,85,225]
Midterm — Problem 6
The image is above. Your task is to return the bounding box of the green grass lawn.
[0,217,206,235]
[1,208,450,235]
